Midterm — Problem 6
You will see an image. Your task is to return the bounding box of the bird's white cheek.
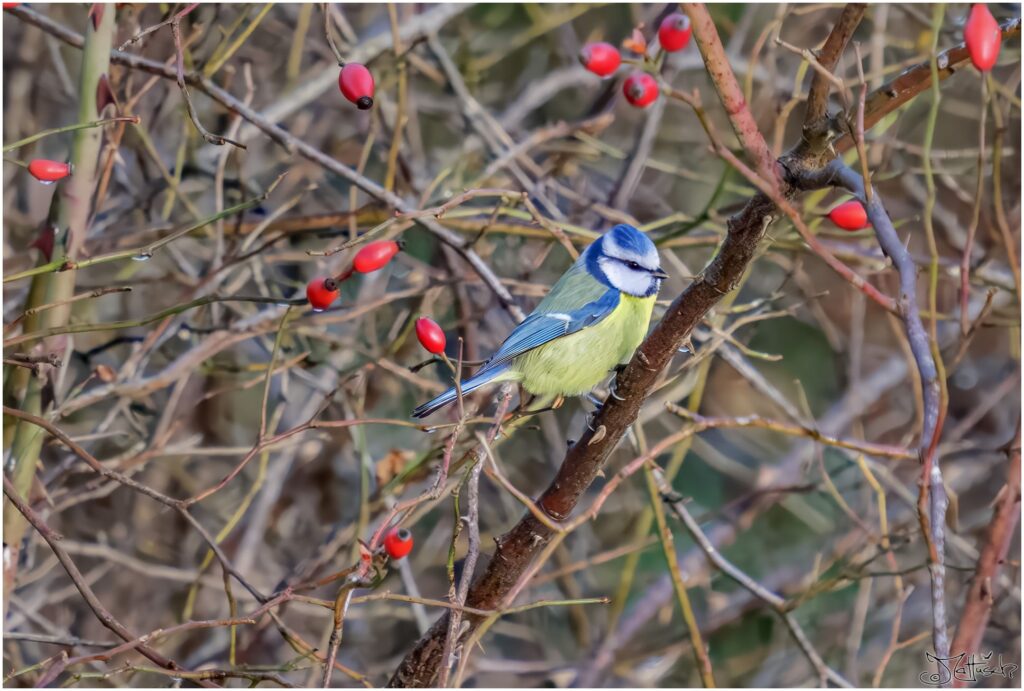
[602,261,653,296]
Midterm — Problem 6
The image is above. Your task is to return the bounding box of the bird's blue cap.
[607,223,654,255]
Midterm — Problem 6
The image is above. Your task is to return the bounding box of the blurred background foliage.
[3,3,1021,687]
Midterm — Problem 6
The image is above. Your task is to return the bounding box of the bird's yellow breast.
[510,294,656,396]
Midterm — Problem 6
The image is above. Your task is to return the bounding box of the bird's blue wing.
[478,288,620,371]
[412,292,618,419]
[413,248,616,418]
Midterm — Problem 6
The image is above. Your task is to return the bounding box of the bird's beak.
[651,268,669,280]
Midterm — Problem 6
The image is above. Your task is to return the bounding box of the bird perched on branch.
[412,224,666,418]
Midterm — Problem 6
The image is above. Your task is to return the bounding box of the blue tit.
[412,224,667,418]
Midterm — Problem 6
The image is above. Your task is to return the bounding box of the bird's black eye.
[626,260,641,270]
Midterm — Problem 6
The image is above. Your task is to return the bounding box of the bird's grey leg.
[608,376,625,401]
[580,390,605,431]
[513,393,565,419]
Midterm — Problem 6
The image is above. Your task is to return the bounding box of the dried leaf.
[96,73,120,115]
[622,26,647,55]
[29,223,56,262]
[375,448,413,487]
[95,364,116,382]
[88,3,104,30]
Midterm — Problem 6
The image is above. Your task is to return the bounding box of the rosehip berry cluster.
[964,4,1001,72]
[339,63,374,110]
[305,240,401,311]
[28,159,72,184]
[579,12,691,111]
[826,200,870,231]
[384,527,414,560]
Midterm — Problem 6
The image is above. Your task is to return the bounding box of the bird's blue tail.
[411,364,509,418]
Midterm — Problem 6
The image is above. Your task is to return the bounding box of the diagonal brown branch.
[682,3,777,184]
[386,4,873,686]
[836,17,1022,152]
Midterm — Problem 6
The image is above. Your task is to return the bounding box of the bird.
[412,224,667,418]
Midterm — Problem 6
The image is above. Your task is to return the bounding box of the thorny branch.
[652,467,853,688]
[387,4,874,685]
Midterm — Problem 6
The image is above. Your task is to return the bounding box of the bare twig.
[835,17,1023,152]
[682,3,777,183]
[118,3,195,50]
[320,576,365,687]
[950,420,1021,677]
[2,476,197,683]
[437,387,512,686]
[652,467,853,688]
[170,7,245,149]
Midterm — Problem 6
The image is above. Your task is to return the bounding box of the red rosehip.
[306,276,340,311]
[965,4,1001,72]
[826,200,870,231]
[27,159,71,184]
[623,72,659,108]
[658,12,692,52]
[338,63,374,110]
[353,240,400,273]
[579,41,621,78]
[384,527,414,560]
[415,317,446,355]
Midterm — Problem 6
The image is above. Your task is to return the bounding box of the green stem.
[5,295,305,348]
[4,3,116,610]
[2,116,139,152]
[3,187,274,284]
[645,464,716,687]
